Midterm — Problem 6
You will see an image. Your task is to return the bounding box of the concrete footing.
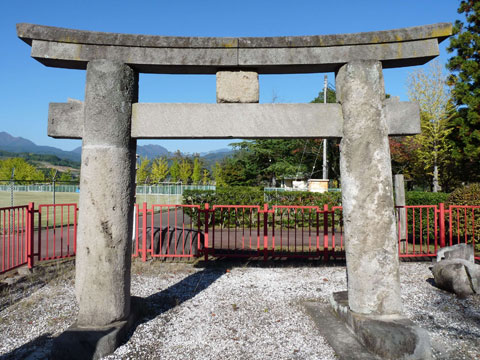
[330,292,431,360]
[51,297,140,359]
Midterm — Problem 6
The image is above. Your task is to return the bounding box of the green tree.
[58,169,73,183]
[151,157,169,183]
[169,159,180,182]
[179,159,192,184]
[136,157,151,184]
[47,168,57,182]
[202,168,210,185]
[212,161,225,186]
[407,61,454,192]
[192,157,201,184]
[446,0,480,182]
[0,158,45,184]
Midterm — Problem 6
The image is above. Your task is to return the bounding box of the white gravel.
[0,261,479,359]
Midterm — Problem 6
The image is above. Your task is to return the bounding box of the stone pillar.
[75,60,138,326]
[336,60,402,315]
[394,174,407,241]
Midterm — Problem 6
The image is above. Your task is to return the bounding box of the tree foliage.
[58,170,72,183]
[192,158,201,184]
[169,159,180,182]
[151,157,169,183]
[202,169,210,185]
[0,158,45,183]
[406,61,454,192]
[136,156,151,184]
[219,85,340,187]
[179,159,192,184]
[446,0,480,182]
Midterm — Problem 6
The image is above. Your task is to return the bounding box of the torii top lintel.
[17,23,451,74]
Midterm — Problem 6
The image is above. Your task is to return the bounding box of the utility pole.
[322,74,328,180]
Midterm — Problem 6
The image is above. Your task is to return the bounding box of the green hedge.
[183,187,342,228]
[184,188,448,207]
[405,191,449,206]
[183,187,342,208]
[183,187,264,207]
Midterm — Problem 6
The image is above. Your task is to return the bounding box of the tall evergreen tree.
[446,0,480,182]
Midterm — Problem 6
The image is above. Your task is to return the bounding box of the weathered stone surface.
[395,174,407,240]
[431,258,480,297]
[48,101,420,139]
[330,292,432,360]
[216,71,259,103]
[17,22,451,48]
[75,60,137,327]
[17,23,452,74]
[385,98,421,135]
[336,60,402,315]
[238,39,440,72]
[30,40,238,73]
[304,301,381,360]
[437,243,475,263]
[48,101,83,139]
[52,297,139,359]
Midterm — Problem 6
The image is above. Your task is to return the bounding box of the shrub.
[446,183,480,206]
[183,187,342,228]
[445,184,480,251]
[405,191,449,206]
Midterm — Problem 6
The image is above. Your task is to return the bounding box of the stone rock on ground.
[436,243,474,263]
[431,258,480,297]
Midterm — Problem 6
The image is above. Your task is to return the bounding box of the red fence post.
[27,202,35,269]
[204,203,209,262]
[142,202,148,262]
[263,204,268,261]
[74,205,78,255]
[439,203,446,248]
[323,204,329,262]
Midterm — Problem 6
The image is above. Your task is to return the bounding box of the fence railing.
[0,184,80,193]
[0,203,77,274]
[396,204,480,260]
[134,202,480,262]
[133,203,346,261]
[2,202,479,274]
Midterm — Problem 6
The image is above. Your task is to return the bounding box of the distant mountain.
[0,132,81,162]
[137,144,170,158]
[0,132,232,165]
[199,148,232,156]
[202,148,234,167]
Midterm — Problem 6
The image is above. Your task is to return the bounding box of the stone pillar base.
[330,291,431,360]
[51,297,140,359]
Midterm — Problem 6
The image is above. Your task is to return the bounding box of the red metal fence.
[2,202,479,274]
[396,204,480,260]
[134,202,479,262]
[134,203,345,261]
[0,203,77,274]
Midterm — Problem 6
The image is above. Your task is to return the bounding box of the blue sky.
[1,0,461,154]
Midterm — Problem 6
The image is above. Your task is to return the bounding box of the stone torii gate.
[17,22,451,359]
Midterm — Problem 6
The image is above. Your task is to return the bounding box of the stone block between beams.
[217,71,259,103]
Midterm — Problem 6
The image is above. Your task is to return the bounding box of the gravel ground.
[0,260,479,359]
